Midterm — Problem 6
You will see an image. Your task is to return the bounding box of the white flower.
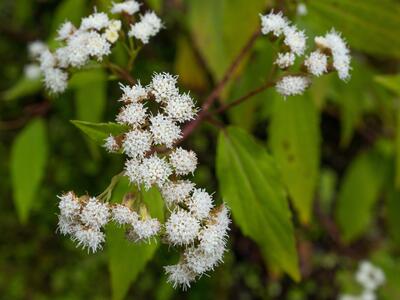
[165,262,196,291]
[57,215,77,235]
[116,102,147,127]
[80,197,110,229]
[24,64,41,79]
[39,49,56,71]
[169,147,197,175]
[122,130,152,158]
[165,209,200,245]
[85,31,111,60]
[260,11,288,37]
[43,68,68,94]
[139,155,172,189]
[80,12,110,31]
[361,291,376,300]
[72,225,105,253]
[276,75,309,97]
[65,32,91,67]
[57,21,76,40]
[297,3,308,16]
[164,93,197,123]
[184,246,223,274]
[105,29,119,43]
[148,72,179,103]
[355,261,385,291]
[187,189,213,220]
[55,47,70,68]
[103,135,120,153]
[275,52,295,69]
[28,40,47,58]
[161,180,195,206]
[111,1,140,15]
[125,158,142,184]
[109,20,122,31]
[315,29,351,81]
[111,204,137,225]
[132,217,161,241]
[58,192,81,219]
[149,114,182,148]
[119,82,148,103]
[304,51,328,76]
[128,11,162,44]
[283,26,307,56]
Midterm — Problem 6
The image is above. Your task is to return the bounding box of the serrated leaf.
[217,126,299,280]
[307,0,400,58]
[107,178,164,300]
[71,120,127,146]
[11,118,48,223]
[269,94,320,224]
[336,149,389,242]
[3,78,41,101]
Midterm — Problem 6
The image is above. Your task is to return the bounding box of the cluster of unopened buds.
[57,72,231,290]
[260,11,351,97]
[27,1,162,94]
[339,261,385,300]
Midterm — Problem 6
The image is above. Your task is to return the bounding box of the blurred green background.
[1,0,400,299]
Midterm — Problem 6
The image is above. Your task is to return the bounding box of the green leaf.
[269,94,320,223]
[73,69,107,122]
[107,178,164,300]
[188,0,267,81]
[216,126,299,280]
[71,120,127,146]
[335,149,389,242]
[374,74,400,96]
[11,118,48,223]
[306,0,400,58]
[3,78,41,101]
[51,0,86,37]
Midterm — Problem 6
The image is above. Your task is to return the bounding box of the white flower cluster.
[57,192,161,251]
[28,2,162,94]
[260,11,351,98]
[339,261,385,300]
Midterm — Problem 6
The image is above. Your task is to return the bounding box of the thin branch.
[180,29,261,142]
[105,62,136,85]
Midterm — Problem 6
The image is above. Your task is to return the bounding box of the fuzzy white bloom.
[161,180,195,206]
[315,29,351,81]
[109,20,122,31]
[297,3,308,16]
[149,114,182,148]
[111,204,137,225]
[187,189,213,220]
[169,147,197,175]
[39,49,56,70]
[184,246,223,274]
[276,76,309,97]
[80,12,110,31]
[105,29,119,43]
[304,51,328,76]
[122,130,152,158]
[43,68,68,94]
[275,52,295,69]
[260,11,288,37]
[355,261,385,291]
[103,135,120,153]
[148,72,179,103]
[283,26,307,56]
[164,93,197,123]
[119,82,147,103]
[28,40,47,58]
[116,102,147,127]
[139,155,172,189]
[24,64,41,79]
[111,1,140,15]
[57,21,76,40]
[131,217,161,241]
[85,31,111,60]
[58,192,81,219]
[73,225,105,253]
[65,32,91,67]
[165,262,196,291]
[55,47,70,68]
[57,215,77,236]
[80,197,110,229]
[165,209,200,245]
[125,158,142,184]
[128,11,162,44]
